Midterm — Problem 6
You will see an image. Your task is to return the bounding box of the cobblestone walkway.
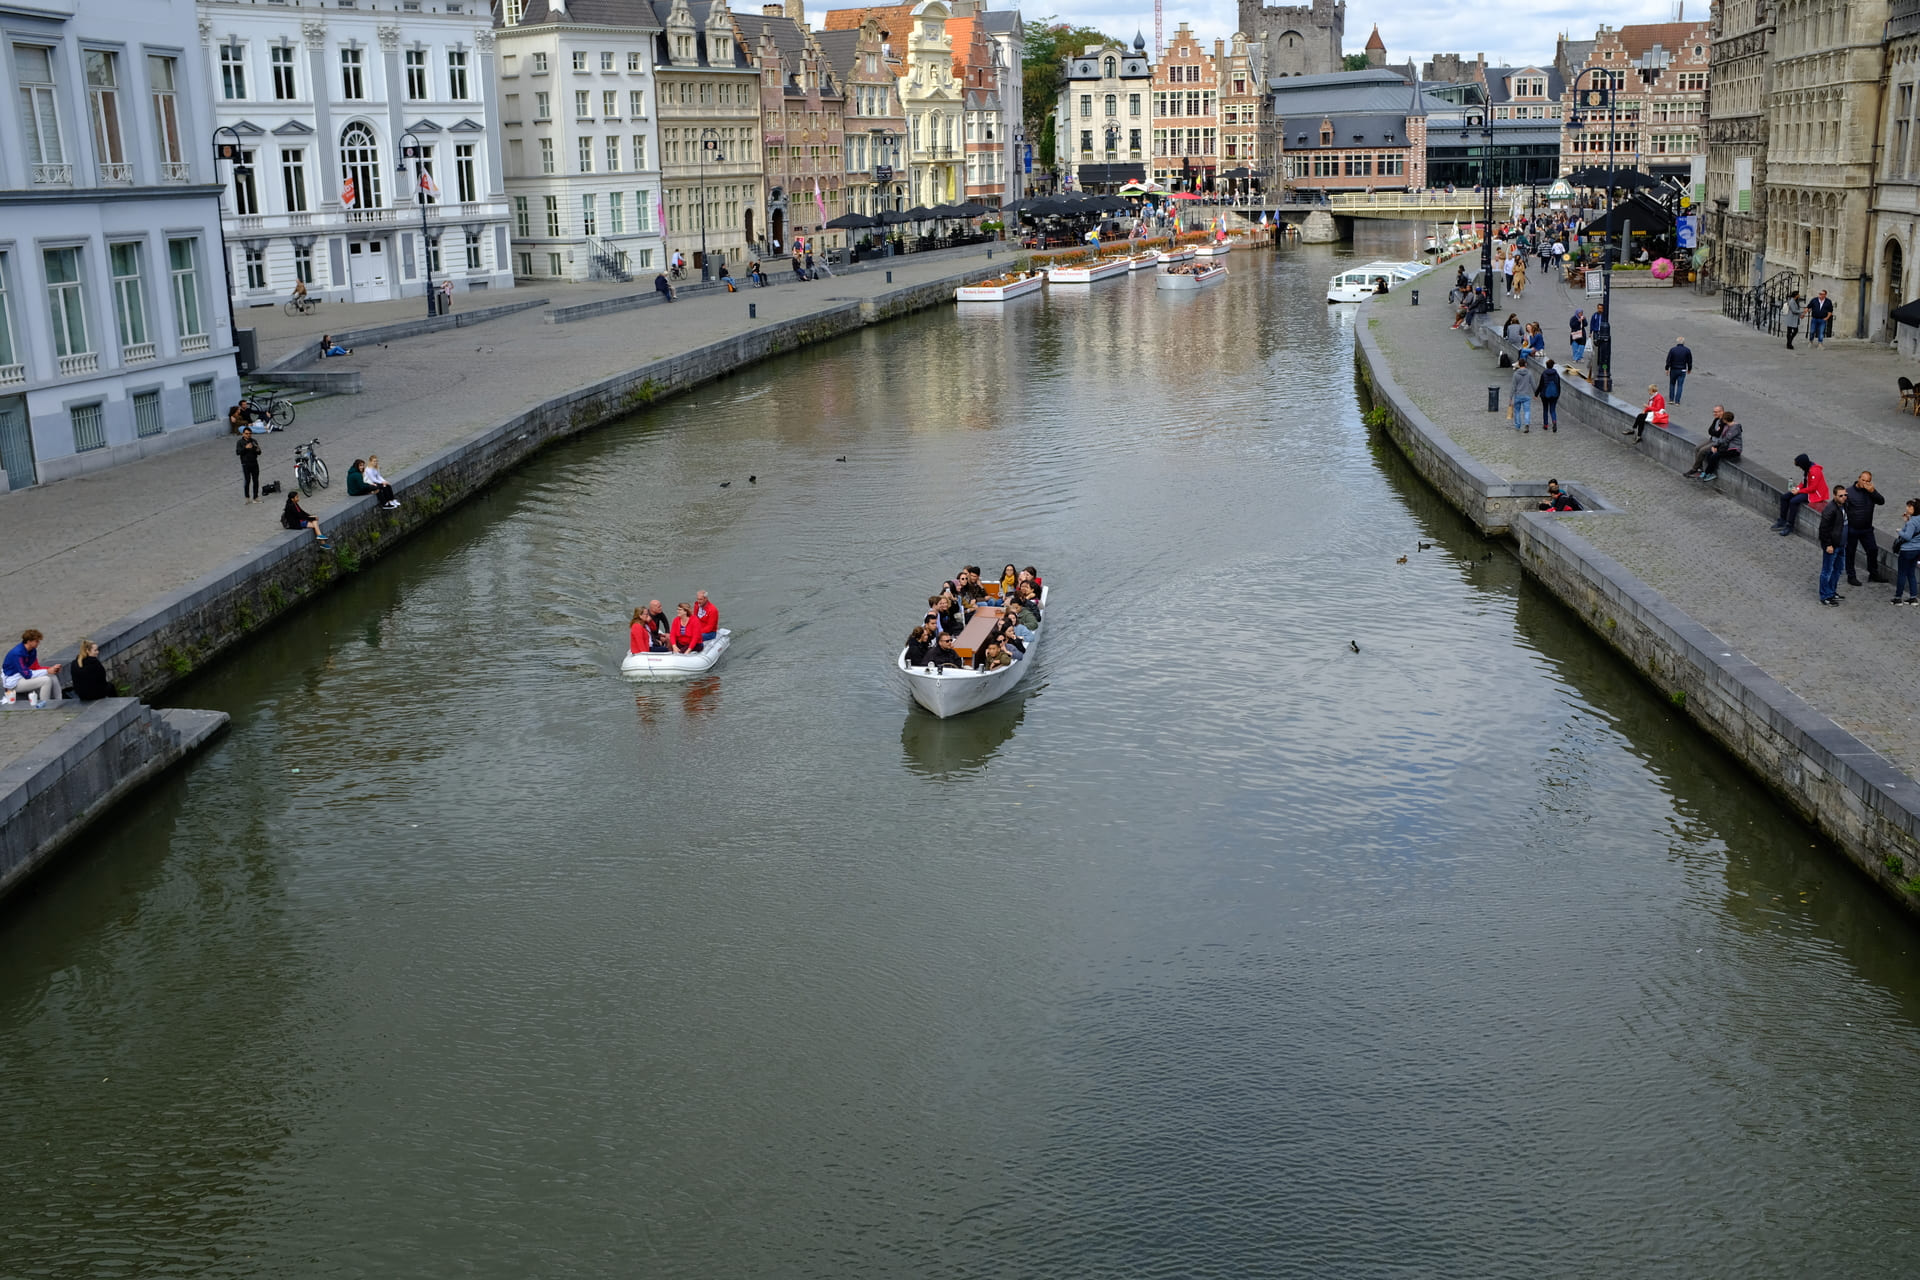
[1369,284,1920,779]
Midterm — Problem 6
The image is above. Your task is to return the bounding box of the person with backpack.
[1538,359,1561,431]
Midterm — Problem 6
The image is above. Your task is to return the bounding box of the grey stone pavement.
[0,245,1005,749]
[0,703,80,767]
[1371,275,1920,779]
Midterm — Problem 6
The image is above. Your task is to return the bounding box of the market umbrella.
[1167,191,1204,200]
[903,205,938,221]
[1891,298,1920,328]
[952,201,989,217]
[824,212,878,229]
[879,208,917,224]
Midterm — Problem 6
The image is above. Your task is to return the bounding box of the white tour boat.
[1046,256,1131,285]
[1157,263,1228,290]
[900,586,1048,719]
[1327,260,1427,303]
[1156,244,1197,264]
[1125,251,1161,271]
[1194,240,1233,258]
[622,628,732,679]
[956,271,1045,302]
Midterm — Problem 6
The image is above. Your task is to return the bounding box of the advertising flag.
[340,173,356,207]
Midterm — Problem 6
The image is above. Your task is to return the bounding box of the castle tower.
[1236,0,1346,78]
[1364,24,1385,68]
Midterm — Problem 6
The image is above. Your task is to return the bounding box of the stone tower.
[1364,24,1385,68]
[1236,0,1345,78]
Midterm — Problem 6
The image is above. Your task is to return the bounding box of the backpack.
[1540,368,1561,398]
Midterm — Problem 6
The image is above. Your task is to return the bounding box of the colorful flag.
[340,173,356,207]
[813,178,826,232]
[656,197,666,235]
[417,167,438,199]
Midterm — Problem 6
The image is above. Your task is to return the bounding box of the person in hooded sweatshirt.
[1774,452,1829,536]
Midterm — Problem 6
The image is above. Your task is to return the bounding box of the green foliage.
[234,602,256,632]
[333,547,361,574]
[163,646,191,677]
[265,584,285,612]
[1039,114,1056,169]
[1884,852,1905,874]
[1362,406,1393,429]
[1904,875,1920,895]
[1669,689,1687,708]
[1342,53,1372,71]
[1022,18,1122,154]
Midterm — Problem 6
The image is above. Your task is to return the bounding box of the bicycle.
[258,396,295,429]
[292,438,330,496]
[283,293,322,317]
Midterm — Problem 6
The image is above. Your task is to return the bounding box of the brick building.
[1558,21,1711,181]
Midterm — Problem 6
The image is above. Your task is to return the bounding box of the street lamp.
[698,127,723,281]
[210,125,247,352]
[1569,72,1618,392]
[871,128,899,256]
[398,129,436,318]
[1462,111,1496,306]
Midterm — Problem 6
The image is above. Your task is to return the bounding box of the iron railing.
[1722,267,1800,334]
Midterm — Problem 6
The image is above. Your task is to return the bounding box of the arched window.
[1103,56,1116,78]
[340,122,382,208]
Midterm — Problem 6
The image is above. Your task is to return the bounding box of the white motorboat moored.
[956,271,1045,302]
[1327,260,1426,303]
[1125,251,1161,271]
[1157,263,1227,290]
[1194,240,1233,258]
[1156,245,1197,264]
[900,586,1048,719]
[1046,256,1131,284]
[622,628,732,679]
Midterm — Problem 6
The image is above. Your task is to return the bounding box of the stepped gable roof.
[822,3,914,37]
[1364,24,1384,50]
[1612,20,1707,59]
[647,0,755,67]
[502,0,662,29]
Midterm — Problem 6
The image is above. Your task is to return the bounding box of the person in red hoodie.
[668,603,704,654]
[1625,384,1669,441]
[692,590,720,644]
[1774,453,1829,536]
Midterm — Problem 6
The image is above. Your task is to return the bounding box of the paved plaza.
[1371,272,1920,778]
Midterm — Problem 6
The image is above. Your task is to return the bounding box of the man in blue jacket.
[3,629,62,707]
[1665,336,1694,403]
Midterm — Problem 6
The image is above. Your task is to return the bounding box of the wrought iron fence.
[1722,268,1801,334]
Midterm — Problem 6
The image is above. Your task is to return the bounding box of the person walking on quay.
[1511,253,1527,298]
[1665,336,1693,404]
[236,426,262,503]
[1775,452,1829,535]
[1820,485,1851,605]
[1539,358,1561,430]
[1589,303,1611,381]
[1892,500,1920,604]
[1686,407,1743,480]
[1845,470,1889,586]
[1510,354,1537,432]
[1808,289,1835,348]
[1783,291,1804,349]
[1569,308,1587,362]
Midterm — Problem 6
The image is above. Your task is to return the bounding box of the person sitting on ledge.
[71,639,113,701]
[1685,408,1743,481]
[1773,453,1828,536]
[653,272,676,303]
[319,334,352,357]
[1538,480,1583,512]
[1625,384,1669,442]
[345,458,397,508]
[280,491,332,547]
[2,629,62,708]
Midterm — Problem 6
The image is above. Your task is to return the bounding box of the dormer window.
[713,37,730,60]
[1319,128,1331,144]
[1104,56,1116,77]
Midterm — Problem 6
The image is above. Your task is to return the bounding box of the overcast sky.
[819,0,1699,70]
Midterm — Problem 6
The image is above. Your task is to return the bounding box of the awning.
[1075,163,1145,185]
[1892,298,1920,327]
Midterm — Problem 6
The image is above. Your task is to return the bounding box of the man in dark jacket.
[1808,289,1835,347]
[1844,470,1889,586]
[1819,485,1850,605]
[1664,336,1694,403]
[1686,406,1743,479]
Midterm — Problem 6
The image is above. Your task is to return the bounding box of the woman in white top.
[364,454,399,509]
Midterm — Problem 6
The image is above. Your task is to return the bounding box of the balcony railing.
[235,214,264,231]
[0,364,23,387]
[179,333,211,354]
[346,207,395,223]
[161,161,192,182]
[123,341,156,364]
[58,352,99,376]
[33,163,72,185]
[98,162,133,184]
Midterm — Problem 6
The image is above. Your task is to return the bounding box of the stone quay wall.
[1354,298,1920,916]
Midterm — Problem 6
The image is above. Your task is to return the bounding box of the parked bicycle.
[256,395,296,428]
[284,293,322,317]
[292,438,330,496]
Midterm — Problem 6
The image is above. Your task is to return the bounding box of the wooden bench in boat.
[952,606,1003,662]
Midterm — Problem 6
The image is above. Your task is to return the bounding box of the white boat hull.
[1047,258,1131,284]
[956,273,1045,301]
[898,587,1047,719]
[1194,241,1232,257]
[1157,265,1227,290]
[1125,252,1160,271]
[1156,246,1197,263]
[622,628,731,679]
[1328,259,1427,303]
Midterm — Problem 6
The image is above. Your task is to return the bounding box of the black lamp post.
[871,128,898,255]
[698,127,723,281]
[1463,111,1496,305]
[398,129,435,317]
[210,125,247,348]
[1570,72,1618,392]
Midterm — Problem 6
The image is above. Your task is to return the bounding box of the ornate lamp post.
[1570,72,1618,392]
[1462,110,1496,304]
[398,129,436,317]
[698,127,723,281]
[210,125,248,347]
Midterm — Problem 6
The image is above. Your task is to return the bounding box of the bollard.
[749,303,757,319]
[987,248,993,260]
[1487,386,1500,412]
[886,270,893,283]
[1410,289,1419,306]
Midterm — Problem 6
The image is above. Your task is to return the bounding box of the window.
[406,49,428,99]
[582,193,597,234]
[578,136,593,171]
[629,53,642,71]
[1130,93,1141,117]
[1104,93,1117,117]
[70,403,105,452]
[1678,71,1705,91]
[548,251,564,275]
[517,251,534,275]
[293,243,314,284]
[133,390,163,438]
[545,194,561,236]
[630,89,644,116]
[600,51,614,72]
[575,90,590,118]
[540,137,554,173]
[425,235,441,275]
[606,135,621,171]
[16,46,65,183]
[220,42,247,99]
[532,51,549,73]
[232,148,258,214]
[1080,129,1092,154]
[168,238,203,341]
[414,146,437,202]
[110,242,147,353]
[44,247,89,360]
[536,90,551,118]
[189,378,216,422]
[244,247,266,290]
[456,143,476,201]
[448,50,469,99]
[572,51,587,71]
[272,45,297,99]
[1080,94,1091,118]
[632,134,647,168]
[609,191,624,232]
[637,190,653,230]
[149,56,185,177]
[85,51,127,179]
[1103,56,1115,77]
[339,123,381,207]
[0,255,15,373]
[634,248,652,269]
[281,148,308,211]
[514,194,530,235]
[466,232,482,270]
[341,47,365,99]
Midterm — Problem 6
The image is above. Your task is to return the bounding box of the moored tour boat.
[956,271,1045,302]
[1157,263,1227,290]
[900,585,1049,719]
[1046,256,1131,285]
[1327,259,1426,303]
[1156,244,1197,264]
[1125,251,1161,271]
[1194,240,1233,258]
[623,629,732,679]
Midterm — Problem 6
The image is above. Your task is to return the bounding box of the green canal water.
[5,236,1920,1277]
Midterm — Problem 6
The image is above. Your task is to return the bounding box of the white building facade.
[495,0,666,283]
[198,0,514,307]
[0,0,238,489]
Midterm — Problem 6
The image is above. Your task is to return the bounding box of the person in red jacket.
[630,604,666,654]
[668,603,704,654]
[1774,453,1829,535]
[1625,385,1669,441]
[692,590,720,643]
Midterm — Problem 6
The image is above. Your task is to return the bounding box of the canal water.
[6,232,1920,1277]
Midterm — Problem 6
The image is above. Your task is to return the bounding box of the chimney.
[763,3,781,14]
[1215,38,1224,58]
[784,0,803,24]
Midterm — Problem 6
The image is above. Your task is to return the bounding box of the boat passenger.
[631,606,667,654]
[1012,583,1042,623]
[1022,565,1043,590]
[668,603,704,654]
[929,593,966,634]
[1000,564,1019,595]
[927,633,963,670]
[693,590,720,644]
[957,572,986,606]
[980,642,1012,671]
[904,624,934,665]
[644,598,670,640]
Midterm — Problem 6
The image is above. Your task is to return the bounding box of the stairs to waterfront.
[587,236,632,283]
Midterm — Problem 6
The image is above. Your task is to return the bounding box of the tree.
[1342,53,1372,71]
[1022,16,1122,165]
[1039,114,1056,169]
